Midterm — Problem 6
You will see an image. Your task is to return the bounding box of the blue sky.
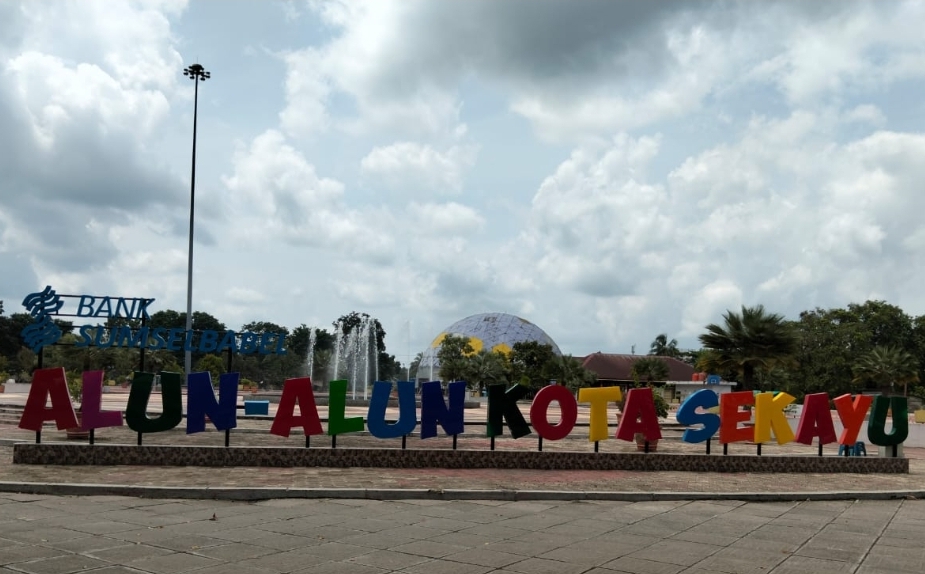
[3,0,925,368]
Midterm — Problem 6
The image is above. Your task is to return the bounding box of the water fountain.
[304,315,380,401]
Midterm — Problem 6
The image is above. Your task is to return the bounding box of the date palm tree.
[852,345,919,396]
[549,354,597,391]
[464,349,508,393]
[698,305,797,391]
[630,356,671,385]
[648,333,680,358]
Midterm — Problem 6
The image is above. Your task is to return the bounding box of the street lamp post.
[183,63,210,378]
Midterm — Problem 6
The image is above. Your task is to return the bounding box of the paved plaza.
[2,494,925,573]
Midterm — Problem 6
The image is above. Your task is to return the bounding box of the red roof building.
[580,353,695,384]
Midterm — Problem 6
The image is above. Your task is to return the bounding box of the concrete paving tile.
[749,524,821,544]
[184,564,276,574]
[501,557,586,574]
[0,543,67,565]
[389,524,447,540]
[247,532,327,551]
[443,548,523,568]
[235,549,330,573]
[824,520,890,535]
[206,526,278,543]
[495,513,573,531]
[103,527,184,545]
[345,549,430,570]
[536,542,639,566]
[400,559,492,574]
[126,552,221,573]
[860,545,925,573]
[89,542,176,563]
[302,541,374,561]
[426,531,496,548]
[541,517,621,537]
[336,518,403,532]
[796,545,867,564]
[873,535,921,548]
[336,531,418,550]
[7,554,109,574]
[454,522,532,540]
[601,556,686,574]
[855,568,908,574]
[191,542,278,562]
[690,547,788,574]
[292,561,387,574]
[41,534,129,553]
[0,526,89,544]
[625,539,723,567]
[146,534,230,552]
[677,501,740,518]
[73,567,151,574]
[391,539,470,558]
[61,520,143,536]
[415,517,481,532]
[0,537,19,548]
[729,534,802,554]
[771,555,856,573]
[670,529,740,546]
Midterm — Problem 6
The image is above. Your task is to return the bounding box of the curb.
[0,481,922,502]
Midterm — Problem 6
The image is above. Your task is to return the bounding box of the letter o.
[529,385,578,441]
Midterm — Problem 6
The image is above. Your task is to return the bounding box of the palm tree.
[630,356,671,385]
[853,345,919,396]
[698,305,798,391]
[549,354,596,391]
[649,334,680,358]
[464,350,508,393]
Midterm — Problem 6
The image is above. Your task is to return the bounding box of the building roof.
[580,353,696,383]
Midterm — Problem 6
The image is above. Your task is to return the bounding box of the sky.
[3,0,925,368]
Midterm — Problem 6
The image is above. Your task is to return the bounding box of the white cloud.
[361,142,477,195]
[222,129,395,264]
[407,202,485,235]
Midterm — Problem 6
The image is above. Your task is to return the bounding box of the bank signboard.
[20,285,287,356]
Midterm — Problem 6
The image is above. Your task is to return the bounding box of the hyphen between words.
[18,368,908,449]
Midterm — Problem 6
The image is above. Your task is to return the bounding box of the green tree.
[437,335,474,382]
[548,354,596,391]
[853,345,920,396]
[630,357,670,385]
[195,354,226,382]
[788,301,918,399]
[509,341,557,391]
[464,349,508,392]
[648,334,680,358]
[0,312,31,363]
[699,304,798,391]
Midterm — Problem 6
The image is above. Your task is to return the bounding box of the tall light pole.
[183,63,210,378]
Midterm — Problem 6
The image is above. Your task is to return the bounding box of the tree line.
[423,335,597,394]
[691,300,924,401]
[3,297,923,400]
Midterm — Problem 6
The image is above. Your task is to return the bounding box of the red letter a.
[19,368,78,431]
[616,387,663,442]
[270,377,323,438]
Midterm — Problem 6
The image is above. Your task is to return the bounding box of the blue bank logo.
[21,285,64,353]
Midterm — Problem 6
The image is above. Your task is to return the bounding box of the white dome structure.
[416,313,561,381]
